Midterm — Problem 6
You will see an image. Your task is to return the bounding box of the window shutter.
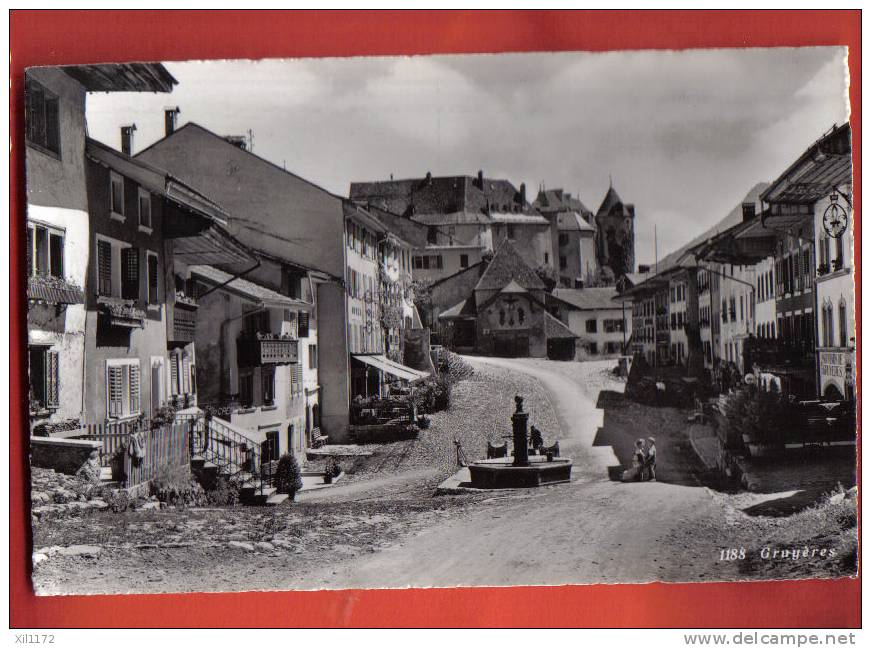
[108,366,123,416]
[170,354,179,396]
[182,353,191,394]
[121,247,139,300]
[44,96,60,153]
[298,311,309,338]
[49,233,64,278]
[148,254,159,304]
[129,364,140,414]
[26,227,33,277]
[98,240,113,296]
[45,351,59,408]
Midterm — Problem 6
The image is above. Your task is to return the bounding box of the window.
[309,343,318,369]
[110,172,125,219]
[435,255,444,270]
[262,366,275,406]
[25,78,60,155]
[834,235,844,269]
[586,319,597,333]
[26,222,64,278]
[518,308,525,325]
[460,254,469,269]
[839,299,848,347]
[107,360,141,419]
[588,342,598,355]
[291,362,303,396]
[138,189,152,231]
[239,371,254,408]
[28,346,59,412]
[559,256,567,270]
[147,252,159,305]
[544,252,549,265]
[427,227,438,245]
[558,233,569,247]
[298,311,310,338]
[499,309,506,326]
[121,247,139,300]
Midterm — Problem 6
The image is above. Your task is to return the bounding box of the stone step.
[263,493,289,506]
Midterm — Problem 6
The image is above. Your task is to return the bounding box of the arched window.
[518,308,525,325]
[499,309,506,326]
[839,297,848,347]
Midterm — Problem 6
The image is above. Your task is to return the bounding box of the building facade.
[25,64,176,433]
[547,287,630,356]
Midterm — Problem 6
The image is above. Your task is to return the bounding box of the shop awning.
[352,354,431,382]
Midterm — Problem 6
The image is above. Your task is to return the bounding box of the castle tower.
[594,183,636,279]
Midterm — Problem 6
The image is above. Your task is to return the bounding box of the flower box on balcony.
[237,335,299,366]
[174,291,198,309]
[98,297,146,328]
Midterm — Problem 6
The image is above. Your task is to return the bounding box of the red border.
[9,10,861,628]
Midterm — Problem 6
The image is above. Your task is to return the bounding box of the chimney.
[519,182,526,204]
[477,169,484,189]
[742,201,756,222]
[120,124,136,156]
[164,106,180,136]
[425,171,432,185]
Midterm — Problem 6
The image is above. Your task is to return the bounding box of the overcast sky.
[86,47,848,266]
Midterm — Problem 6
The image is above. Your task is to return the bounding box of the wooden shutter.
[148,254,159,304]
[26,227,33,276]
[169,354,179,396]
[98,240,113,296]
[44,95,60,153]
[121,247,139,300]
[182,353,191,394]
[49,232,64,278]
[128,364,140,414]
[108,365,123,417]
[45,351,59,408]
[298,311,309,338]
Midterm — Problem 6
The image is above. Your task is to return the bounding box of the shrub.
[149,403,177,430]
[205,475,239,507]
[721,385,790,447]
[274,453,304,497]
[152,464,199,507]
[103,488,130,513]
[324,456,342,479]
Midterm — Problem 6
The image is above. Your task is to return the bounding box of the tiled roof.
[190,265,307,308]
[489,212,549,225]
[596,186,627,218]
[557,211,596,232]
[411,211,492,226]
[475,239,545,292]
[27,275,85,305]
[438,295,478,320]
[550,287,621,311]
[545,312,579,339]
[534,188,591,216]
[350,173,530,217]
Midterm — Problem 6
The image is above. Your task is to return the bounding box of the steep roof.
[190,265,308,308]
[534,188,592,216]
[550,287,621,311]
[438,295,478,320]
[654,182,770,275]
[350,173,530,217]
[596,185,627,218]
[61,63,177,93]
[557,211,596,233]
[544,312,579,339]
[363,203,429,248]
[474,239,545,292]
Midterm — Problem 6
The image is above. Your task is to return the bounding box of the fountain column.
[512,395,529,467]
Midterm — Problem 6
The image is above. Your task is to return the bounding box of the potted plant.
[323,456,341,484]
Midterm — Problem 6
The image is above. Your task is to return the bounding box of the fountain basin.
[468,456,572,489]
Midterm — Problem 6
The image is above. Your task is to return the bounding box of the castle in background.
[352,171,637,289]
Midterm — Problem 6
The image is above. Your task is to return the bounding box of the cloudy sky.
[86,47,848,266]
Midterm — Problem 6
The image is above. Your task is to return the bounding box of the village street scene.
[23,51,856,595]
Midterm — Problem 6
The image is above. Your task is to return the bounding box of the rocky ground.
[30,356,857,595]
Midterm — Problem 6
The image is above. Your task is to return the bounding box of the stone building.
[533,188,599,288]
[594,184,636,280]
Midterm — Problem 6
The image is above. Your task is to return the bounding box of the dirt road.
[311,357,729,589]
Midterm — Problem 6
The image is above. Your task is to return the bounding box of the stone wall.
[30,436,101,475]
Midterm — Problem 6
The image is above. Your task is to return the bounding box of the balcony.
[237,333,299,367]
[98,297,146,328]
[171,305,197,344]
[745,336,815,370]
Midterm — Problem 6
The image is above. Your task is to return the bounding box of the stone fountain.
[467,395,572,488]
